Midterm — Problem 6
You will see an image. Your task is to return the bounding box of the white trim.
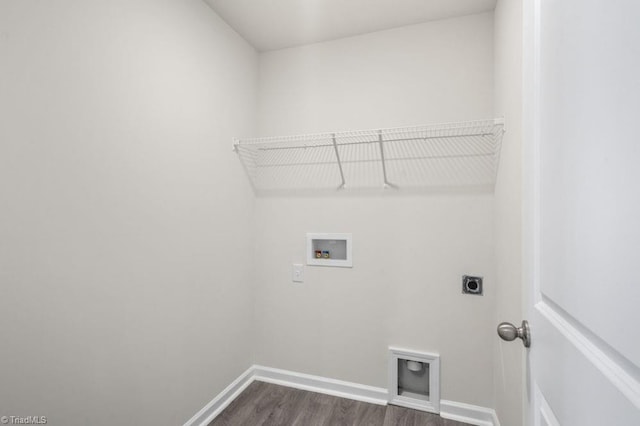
[492,410,502,426]
[185,365,501,426]
[534,382,560,426]
[183,366,255,426]
[252,365,387,405]
[440,400,500,426]
[522,1,541,425]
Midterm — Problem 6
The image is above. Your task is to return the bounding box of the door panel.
[524,0,640,424]
[533,306,639,425]
[537,0,640,366]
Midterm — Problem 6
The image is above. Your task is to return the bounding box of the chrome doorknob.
[497,320,531,348]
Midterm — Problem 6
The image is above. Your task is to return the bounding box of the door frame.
[522,1,540,424]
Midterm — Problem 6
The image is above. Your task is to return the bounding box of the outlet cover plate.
[292,264,304,283]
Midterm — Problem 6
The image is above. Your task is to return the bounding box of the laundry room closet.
[0,1,524,425]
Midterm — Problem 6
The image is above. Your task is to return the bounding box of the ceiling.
[205,0,497,52]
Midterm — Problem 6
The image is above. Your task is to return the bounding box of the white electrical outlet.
[292,264,304,283]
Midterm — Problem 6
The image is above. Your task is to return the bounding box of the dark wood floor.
[209,381,472,426]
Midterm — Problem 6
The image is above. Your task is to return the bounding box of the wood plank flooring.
[209,381,472,426]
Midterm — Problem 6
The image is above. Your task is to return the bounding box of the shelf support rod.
[332,134,346,189]
[378,131,397,189]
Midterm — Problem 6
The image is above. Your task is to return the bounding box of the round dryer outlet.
[462,275,483,295]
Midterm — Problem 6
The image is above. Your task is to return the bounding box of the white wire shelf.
[233,118,504,194]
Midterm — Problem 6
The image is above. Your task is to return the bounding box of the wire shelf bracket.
[331,133,346,190]
[233,118,505,194]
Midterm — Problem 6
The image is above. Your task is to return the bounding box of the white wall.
[492,1,524,425]
[258,13,494,135]
[254,13,498,407]
[0,1,256,425]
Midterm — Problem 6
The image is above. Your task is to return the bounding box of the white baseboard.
[252,365,388,406]
[185,365,500,426]
[183,366,255,426]
[440,400,500,426]
[492,410,502,426]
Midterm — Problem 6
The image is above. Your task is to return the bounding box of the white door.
[522,0,640,425]
[524,0,640,426]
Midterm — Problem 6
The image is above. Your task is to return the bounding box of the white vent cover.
[389,347,440,414]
